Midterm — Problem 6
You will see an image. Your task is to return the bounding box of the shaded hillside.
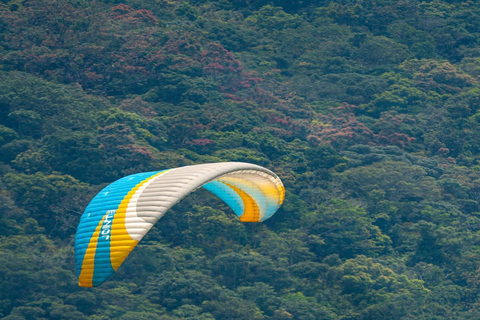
[2,0,480,319]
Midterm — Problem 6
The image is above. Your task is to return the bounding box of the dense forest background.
[2,0,480,319]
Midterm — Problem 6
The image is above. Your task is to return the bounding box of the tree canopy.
[2,0,480,319]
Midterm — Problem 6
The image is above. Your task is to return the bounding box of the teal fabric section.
[203,180,244,217]
[224,179,269,221]
[75,171,163,283]
[92,209,116,287]
[263,200,278,221]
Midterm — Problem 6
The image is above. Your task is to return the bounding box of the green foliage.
[2,172,91,237]
[245,6,302,31]
[144,270,221,311]
[303,200,391,258]
[2,0,480,319]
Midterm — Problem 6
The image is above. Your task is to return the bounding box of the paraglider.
[75,162,284,287]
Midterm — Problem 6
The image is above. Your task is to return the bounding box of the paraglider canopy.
[75,162,284,287]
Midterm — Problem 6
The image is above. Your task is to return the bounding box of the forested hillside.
[2,0,480,319]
